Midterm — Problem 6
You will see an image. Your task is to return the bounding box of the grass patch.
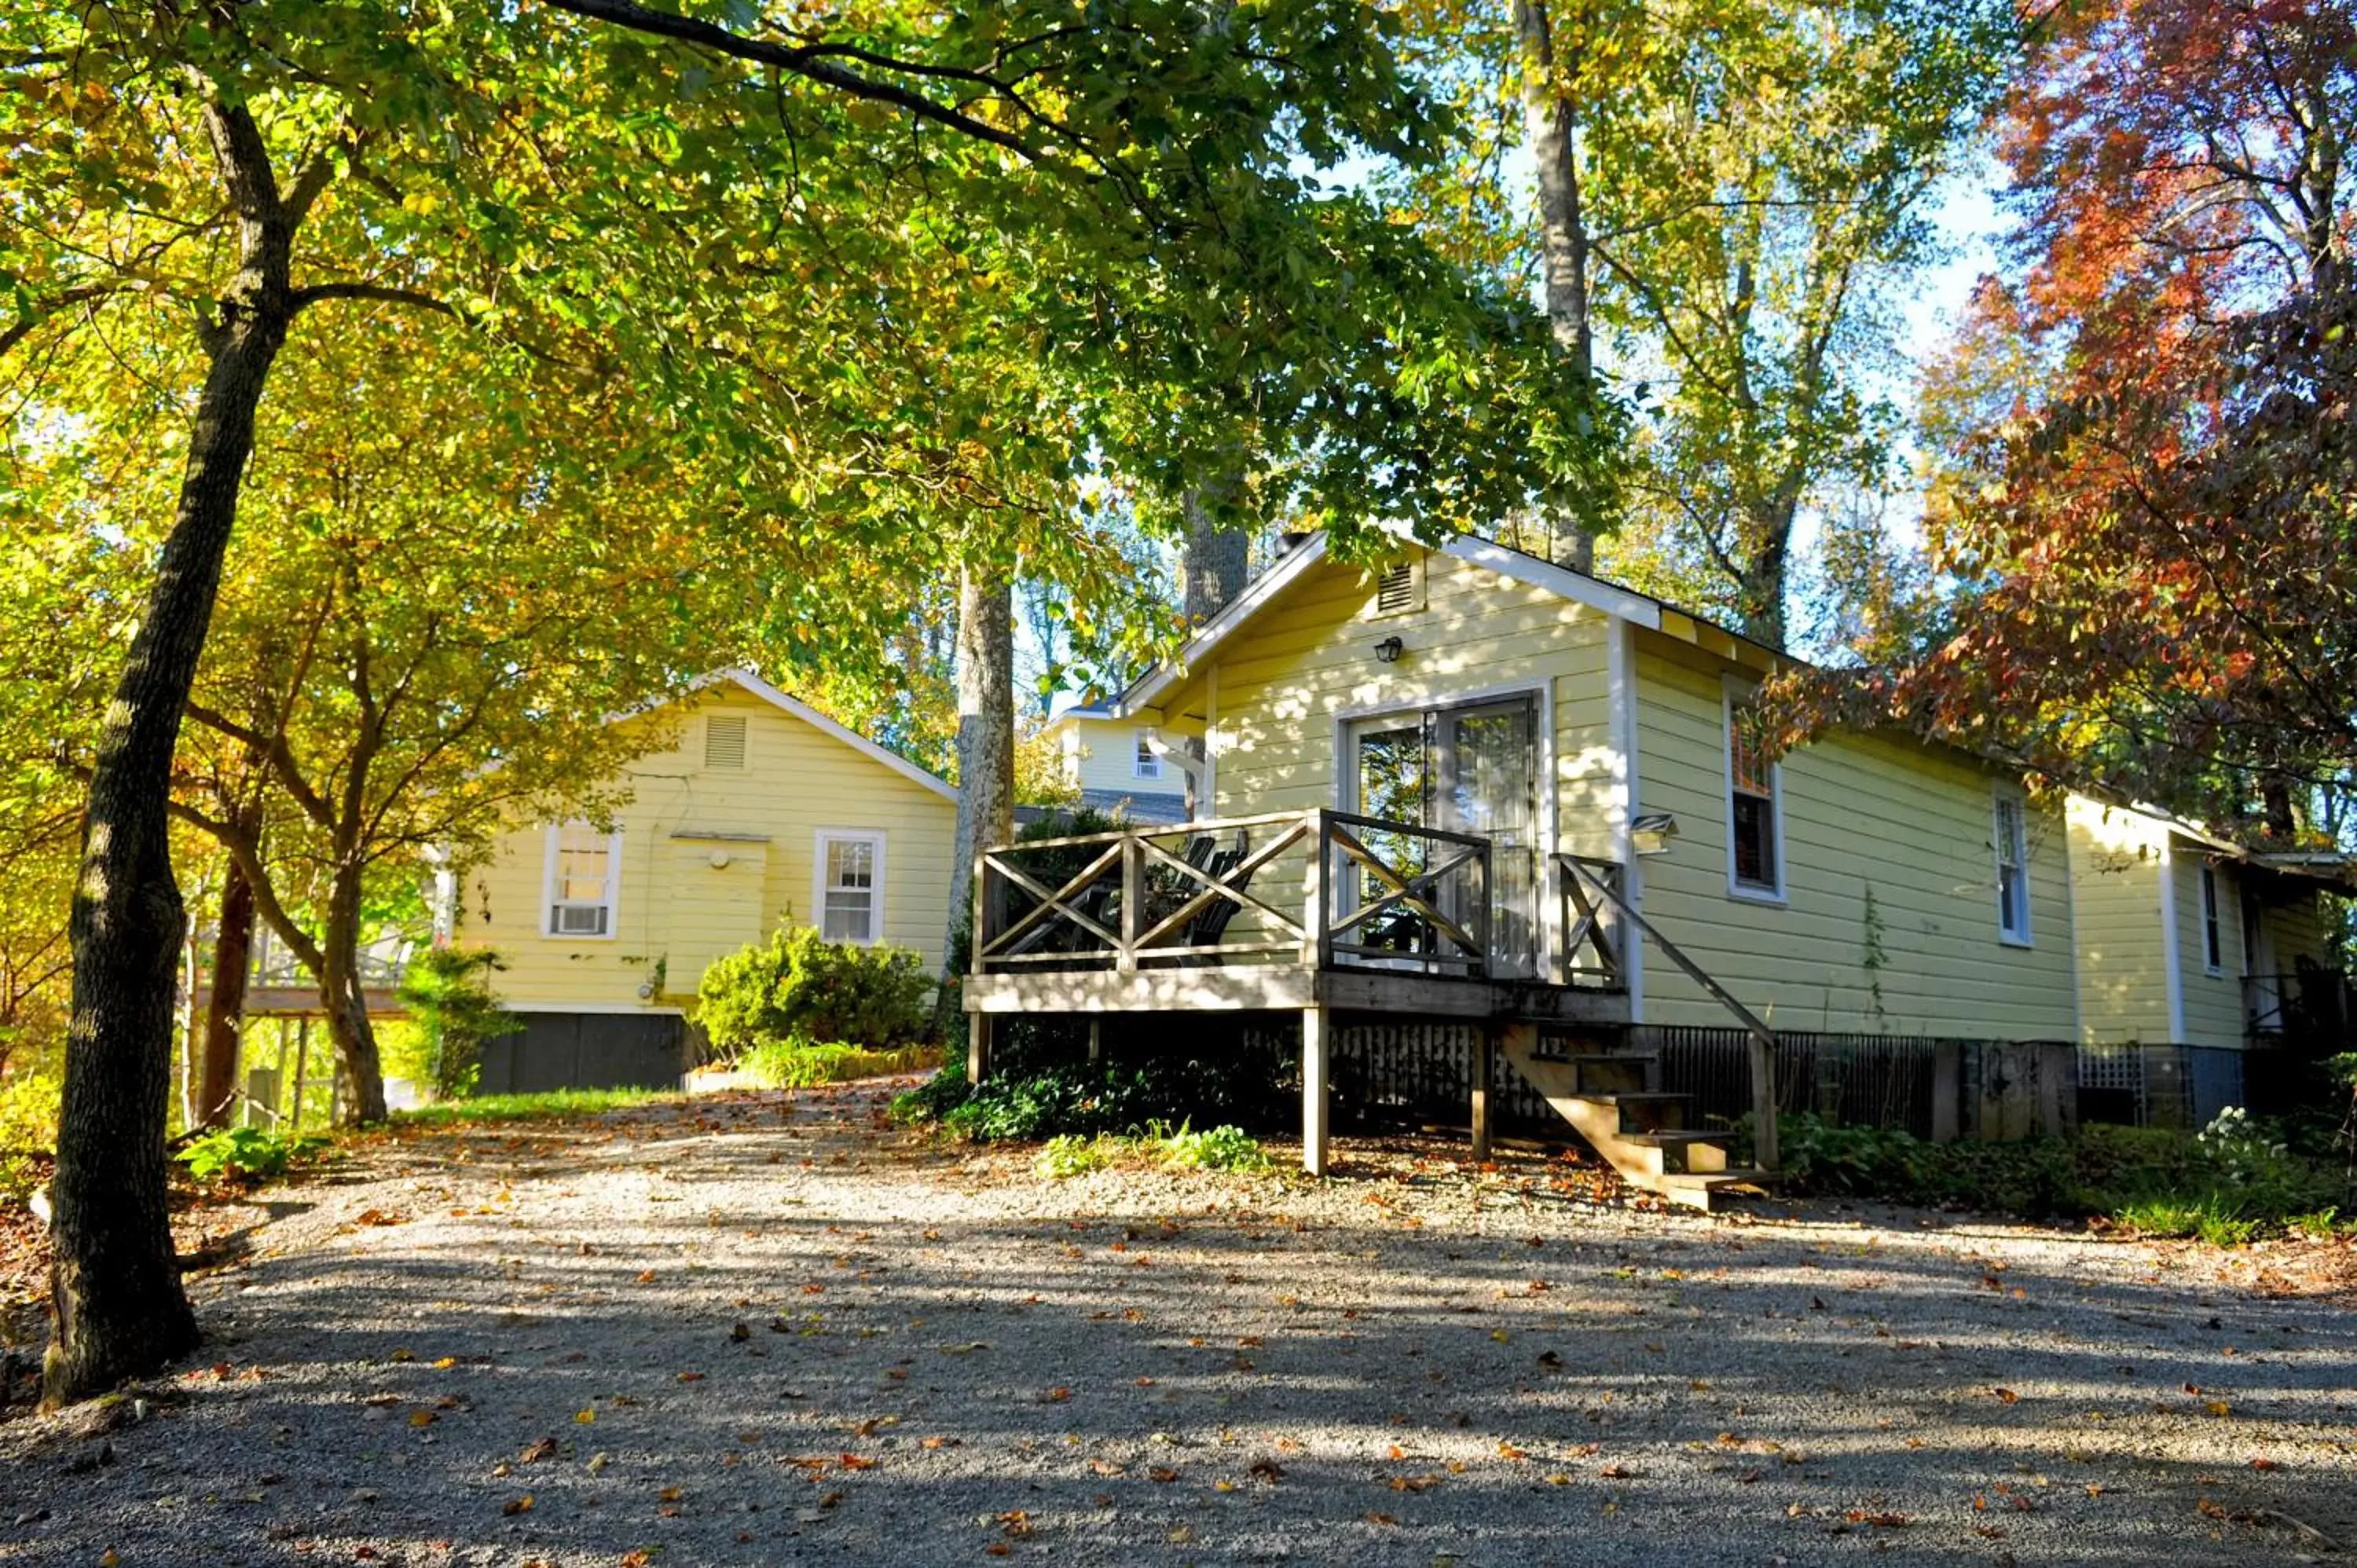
[735,1039,942,1090]
[1034,1122,1273,1180]
[389,1087,680,1129]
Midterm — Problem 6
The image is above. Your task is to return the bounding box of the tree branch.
[537,0,1043,160]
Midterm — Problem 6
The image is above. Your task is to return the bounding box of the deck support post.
[1087,1017,1101,1063]
[968,1013,994,1086]
[1301,1004,1330,1177]
[1471,1025,1494,1161]
[1748,1035,1778,1173]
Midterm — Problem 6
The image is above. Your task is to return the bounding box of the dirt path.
[2,1084,2354,1566]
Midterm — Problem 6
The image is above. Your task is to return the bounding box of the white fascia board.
[1117,526,1673,718]
[706,669,959,802]
[1421,529,1663,629]
[1118,535,1332,713]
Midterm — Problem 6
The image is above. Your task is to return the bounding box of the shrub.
[176,1126,328,1185]
[394,946,516,1100]
[1153,1121,1270,1172]
[698,924,934,1054]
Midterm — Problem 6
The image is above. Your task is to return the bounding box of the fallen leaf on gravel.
[520,1438,558,1464]
[939,1342,989,1355]
[501,1493,534,1515]
[409,1411,436,1427]
[677,1372,706,1383]
[574,1408,596,1424]
[1390,1474,1442,1493]
[659,1486,681,1503]
[1599,1465,1636,1479]
[1993,1388,2020,1405]
[1249,1460,1286,1482]
[432,1357,459,1370]
[1090,1459,1125,1475]
[2207,1401,2232,1417]
[2251,1457,2281,1471]
[1040,1387,1071,1403]
[1149,1467,1180,1483]
[1845,1510,1908,1528]
[1365,1512,1396,1526]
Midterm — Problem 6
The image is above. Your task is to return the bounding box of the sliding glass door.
[1345,694,1540,977]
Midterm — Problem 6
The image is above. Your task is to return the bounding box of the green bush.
[698,924,934,1054]
[922,1053,1287,1144]
[1036,1133,1112,1178]
[176,1125,328,1185]
[1153,1121,1271,1172]
[394,946,516,1100]
[737,1038,942,1089]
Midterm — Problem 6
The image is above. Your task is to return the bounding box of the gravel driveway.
[3,1083,2354,1566]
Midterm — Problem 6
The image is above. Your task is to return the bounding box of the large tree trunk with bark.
[196,841,257,1130]
[47,101,297,1405]
[1515,0,1598,574]
[944,566,1015,976]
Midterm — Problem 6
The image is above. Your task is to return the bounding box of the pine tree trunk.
[1181,474,1249,625]
[46,101,297,1406]
[196,846,257,1130]
[1515,0,1598,574]
[944,566,1016,977]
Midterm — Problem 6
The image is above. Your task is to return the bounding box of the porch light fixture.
[1373,635,1405,664]
[1630,811,1681,855]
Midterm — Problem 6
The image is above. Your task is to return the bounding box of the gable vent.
[704,715,748,770]
[1373,559,1423,616]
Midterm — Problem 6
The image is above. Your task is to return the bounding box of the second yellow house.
[453,670,958,1091]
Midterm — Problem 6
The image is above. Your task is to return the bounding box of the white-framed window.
[1723,683,1783,903]
[814,830,886,945]
[1993,791,2032,946]
[704,713,747,770]
[1132,729,1164,780]
[543,822,621,938]
[2200,863,2224,974]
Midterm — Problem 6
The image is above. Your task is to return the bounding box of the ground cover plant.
[1767,1108,2357,1242]
[1035,1121,1274,1178]
[386,1088,679,1131]
[173,1126,329,1187]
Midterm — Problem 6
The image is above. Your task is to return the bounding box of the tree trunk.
[944,566,1016,976]
[1739,497,1794,649]
[1515,0,1598,574]
[316,865,389,1126]
[196,844,258,1130]
[1180,473,1249,625]
[46,100,297,1406]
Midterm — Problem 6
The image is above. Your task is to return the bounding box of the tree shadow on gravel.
[5,1086,2354,1567]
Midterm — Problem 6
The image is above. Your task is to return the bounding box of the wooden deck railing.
[971,808,1493,978]
[1554,852,1780,1172]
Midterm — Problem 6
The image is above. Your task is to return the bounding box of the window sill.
[1725,883,1787,908]
[1998,932,2034,950]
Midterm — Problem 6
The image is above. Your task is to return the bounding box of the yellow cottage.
[455,670,957,1091]
[964,534,2088,1203]
[2066,795,2346,1120]
[1041,702,1190,823]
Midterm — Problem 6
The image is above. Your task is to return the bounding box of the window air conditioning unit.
[552,903,609,936]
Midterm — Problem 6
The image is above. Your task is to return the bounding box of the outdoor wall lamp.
[1372,636,1405,664]
[1630,811,1681,855]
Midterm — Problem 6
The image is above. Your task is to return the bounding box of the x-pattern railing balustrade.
[971,808,1493,978]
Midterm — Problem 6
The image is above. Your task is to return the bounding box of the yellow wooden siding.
[1149,551,1612,940]
[2065,797,2173,1043]
[460,687,955,1012]
[2174,854,2249,1048]
[1061,716,1178,799]
[2260,886,2334,970]
[1631,634,2076,1038]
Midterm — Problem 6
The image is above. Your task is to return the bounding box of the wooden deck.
[965,811,1781,1187]
[963,962,1631,1024]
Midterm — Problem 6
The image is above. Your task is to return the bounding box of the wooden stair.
[1496,1024,1768,1211]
